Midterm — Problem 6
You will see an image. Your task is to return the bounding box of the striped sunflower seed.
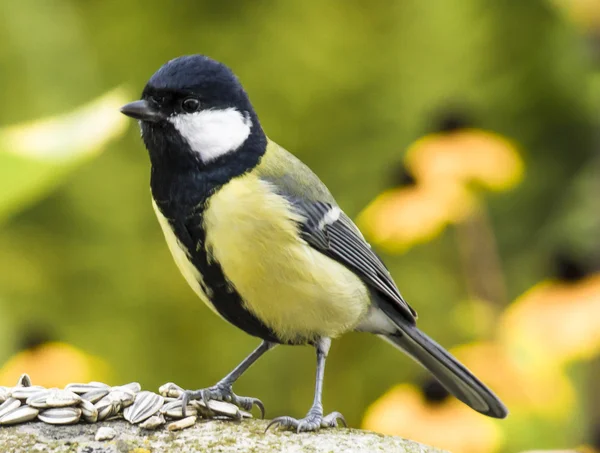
[0,386,10,402]
[105,412,123,421]
[81,388,109,404]
[38,407,82,425]
[159,382,184,398]
[109,389,135,407]
[0,405,39,425]
[193,399,242,419]
[95,397,120,421]
[46,389,81,407]
[80,399,98,423]
[113,382,141,394]
[139,413,165,430]
[10,386,46,400]
[26,390,52,408]
[123,391,164,424]
[167,415,197,431]
[0,398,21,418]
[65,382,110,395]
[160,399,197,419]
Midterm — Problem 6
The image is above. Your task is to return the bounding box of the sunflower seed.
[95,427,116,441]
[95,397,120,421]
[38,407,81,425]
[161,399,197,419]
[159,382,184,398]
[209,400,241,418]
[81,388,109,403]
[0,405,39,425]
[0,387,10,403]
[105,412,123,421]
[65,382,110,395]
[123,391,164,424]
[80,399,98,423]
[16,374,32,387]
[240,410,252,419]
[109,389,135,407]
[10,386,45,400]
[139,413,165,430]
[0,398,21,418]
[113,382,141,394]
[192,399,241,419]
[95,404,115,421]
[45,389,81,407]
[167,415,196,431]
[26,390,52,408]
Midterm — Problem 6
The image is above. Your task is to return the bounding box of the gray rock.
[0,419,447,452]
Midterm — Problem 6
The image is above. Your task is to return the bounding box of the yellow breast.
[203,174,370,342]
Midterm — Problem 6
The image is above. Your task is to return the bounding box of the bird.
[120,54,508,432]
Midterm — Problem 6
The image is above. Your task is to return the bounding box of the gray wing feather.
[290,199,417,323]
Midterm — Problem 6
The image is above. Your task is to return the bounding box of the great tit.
[120,55,507,432]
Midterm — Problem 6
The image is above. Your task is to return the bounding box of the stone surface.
[0,419,448,452]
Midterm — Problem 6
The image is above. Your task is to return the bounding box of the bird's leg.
[266,337,346,433]
[181,340,276,418]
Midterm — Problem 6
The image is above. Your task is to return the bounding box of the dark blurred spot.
[420,378,451,405]
[390,163,417,188]
[18,326,54,352]
[431,107,472,134]
[551,250,589,283]
[590,423,600,449]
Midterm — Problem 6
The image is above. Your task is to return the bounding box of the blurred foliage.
[0,88,128,223]
[0,1,598,452]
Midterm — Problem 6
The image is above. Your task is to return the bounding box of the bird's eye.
[182,97,200,113]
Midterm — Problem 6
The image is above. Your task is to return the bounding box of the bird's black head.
[121,55,266,176]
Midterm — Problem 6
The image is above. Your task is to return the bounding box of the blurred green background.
[0,1,599,452]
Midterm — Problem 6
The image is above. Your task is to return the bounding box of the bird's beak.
[120,100,165,123]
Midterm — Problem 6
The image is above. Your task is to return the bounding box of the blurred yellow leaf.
[1,87,129,162]
[0,87,130,222]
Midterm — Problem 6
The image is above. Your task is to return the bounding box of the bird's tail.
[380,323,508,418]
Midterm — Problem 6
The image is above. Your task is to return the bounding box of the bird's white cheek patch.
[169,108,252,163]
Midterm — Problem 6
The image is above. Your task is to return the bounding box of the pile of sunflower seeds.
[0,374,250,432]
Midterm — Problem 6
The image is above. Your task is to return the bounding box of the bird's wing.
[289,198,417,322]
[256,139,416,322]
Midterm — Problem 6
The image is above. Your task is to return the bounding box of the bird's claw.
[265,411,346,433]
[180,385,265,419]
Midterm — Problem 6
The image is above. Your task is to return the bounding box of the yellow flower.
[451,342,575,417]
[0,341,111,388]
[405,129,524,192]
[356,178,476,253]
[363,380,503,453]
[358,118,523,252]
[500,272,600,366]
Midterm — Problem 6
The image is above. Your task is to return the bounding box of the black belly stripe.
[167,214,282,344]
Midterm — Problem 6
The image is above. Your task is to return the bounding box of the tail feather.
[380,325,508,419]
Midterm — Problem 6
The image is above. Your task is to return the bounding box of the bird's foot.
[180,383,265,418]
[266,408,346,433]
